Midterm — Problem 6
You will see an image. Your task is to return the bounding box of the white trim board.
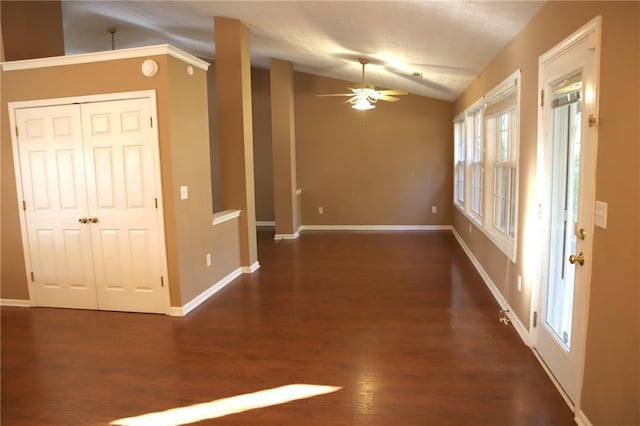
[0,299,32,308]
[574,410,593,426]
[532,349,576,411]
[2,44,209,71]
[212,209,241,225]
[168,267,242,317]
[299,225,452,231]
[256,221,275,227]
[242,262,261,273]
[451,228,530,346]
[274,231,300,241]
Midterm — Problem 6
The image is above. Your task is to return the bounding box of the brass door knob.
[88,216,99,224]
[569,252,585,266]
[78,217,88,224]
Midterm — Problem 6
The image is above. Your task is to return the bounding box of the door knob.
[78,217,88,224]
[88,216,99,224]
[575,227,586,240]
[569,252,585,266]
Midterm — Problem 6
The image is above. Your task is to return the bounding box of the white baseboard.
[256,221,275,227]
[451,228,531,346]
[274,231,300,240]
[168,267,242,317]
[0,298,31,308]
[575,409,593,426]
[241,262,260,273]
[532,349,576,411]
[299,224,452,231]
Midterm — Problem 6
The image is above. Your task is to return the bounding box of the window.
[452,70,520,261]
[490,111,516,236]
[467,106,483,220]
[483,72,520,259]
[453,116,465,207]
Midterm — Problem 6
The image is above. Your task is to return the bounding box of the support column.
[214,17,258,271]
[270,59,299,239]
[1,0,65,61]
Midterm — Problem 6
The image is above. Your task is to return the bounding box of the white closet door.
[15,105,98,309]
[81,98,165,313]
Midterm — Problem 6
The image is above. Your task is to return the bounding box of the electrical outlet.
[517,275,522,292]
[431,206,437,214]
[180,185,189,200]
[318,207,324,214]
[206,253,212,267]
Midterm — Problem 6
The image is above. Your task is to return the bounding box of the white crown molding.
[299,225,452,231]
[168,267,242,317]
[0,298,32,308]
[212,209,241,225]
[1,44,210,72]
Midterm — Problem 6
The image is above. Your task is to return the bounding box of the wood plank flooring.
[1,230,574,425]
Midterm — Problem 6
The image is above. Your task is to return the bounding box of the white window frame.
[453,114,466,209]
[452,70,521,262]
[466,102,484,224]
[482,70,521,261]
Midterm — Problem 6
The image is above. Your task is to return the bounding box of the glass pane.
[472,163,481,214]
[494,167,507,231]
[508,167,516,238]
[545,77,582,351]
[475,117,482,159]
[499,113,509,162]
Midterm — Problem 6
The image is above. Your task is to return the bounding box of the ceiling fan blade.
[377,95,400,102]
[316,93,355,97]
[377,89,408,96]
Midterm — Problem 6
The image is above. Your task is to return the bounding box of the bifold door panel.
[15,98,166,313]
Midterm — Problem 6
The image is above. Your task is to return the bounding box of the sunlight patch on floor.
[110,384,342,426]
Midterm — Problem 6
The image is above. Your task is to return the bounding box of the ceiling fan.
[317,58,408,110]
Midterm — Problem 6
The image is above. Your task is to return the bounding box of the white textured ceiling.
[62,1,545,101]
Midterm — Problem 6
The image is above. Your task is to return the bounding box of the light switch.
[594,200,607,229]
[180,185,189,200]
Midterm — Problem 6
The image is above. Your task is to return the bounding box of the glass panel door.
[545,75,582,350]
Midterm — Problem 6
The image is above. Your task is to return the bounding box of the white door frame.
[531,16,601,413]
[8,90,172,314]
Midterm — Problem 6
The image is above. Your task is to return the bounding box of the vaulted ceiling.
[62,1,545,101]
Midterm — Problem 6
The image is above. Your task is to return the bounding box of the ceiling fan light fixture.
[316,57,406,110]
[352,98,375,110]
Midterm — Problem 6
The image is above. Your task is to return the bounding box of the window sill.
[485,227,516,263]
[455,205,516,262]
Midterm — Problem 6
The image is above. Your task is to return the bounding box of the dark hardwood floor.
[1,230,574,425]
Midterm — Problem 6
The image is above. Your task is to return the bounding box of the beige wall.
[252,67,275,222]
[205,61,223,213]
[294,71,454,225]
[206,64,274,220]
[453,2,639,423]
[1,54,241,308]
[1,0,64,61]
[165,55,241,305]
[0,56,170,300]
